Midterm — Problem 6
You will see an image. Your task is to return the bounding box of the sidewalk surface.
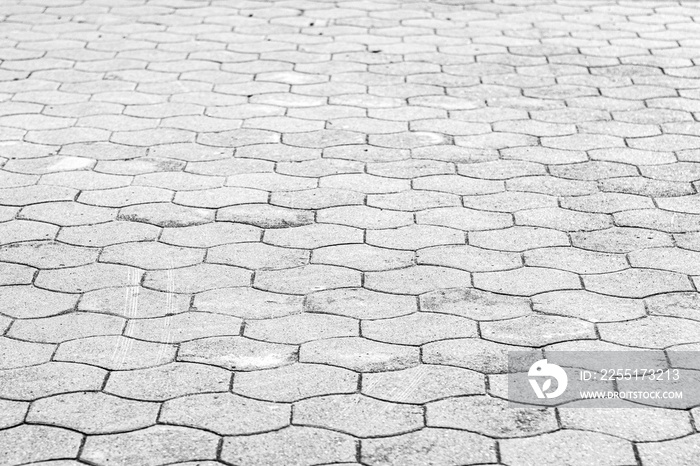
[1,0,700,464]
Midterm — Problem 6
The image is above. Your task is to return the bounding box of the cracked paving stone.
[178,336,297,371]
[420,288,531,321]
[500,430,636,466]
[533,290,646,322]
[54,336,176,370]
[305,288,417,319]
[0,425,83,465]
[312,244,413,271]
[244,313,358,344]
[0,185,77,207]
[27,392,159,434]
[300,337,419,372]
[105,362,231,401]
[160,393,290,435]
[194,287,303,319]
[0,362,106,400]
[417,245,521,272]
[368,190,460,211]
[221,427,356,466]
[294,394,423,437]
[362,364,484,403]
[78,186,173,207]
[81,426,219,466]
[362,312,477,345]
[361,428,496,466]
[584,269,693,298]
[427,396,558,438]
[474,267,581,296]
[234,363,358,402]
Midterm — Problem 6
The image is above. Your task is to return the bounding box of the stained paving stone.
[0,425,83,466]
[571,227,674,253]
[362,364,484,403]
[0,362,106,400]
[305,288,416,319]
[221,427,356,466]
[423,338,538,374]
[420,288,531,321]
[217,204,314,228]
[500,430,636,466]
[300,337,419,372]
[161,393,290,435]
[57,220,160,246]
[584,269,693,298]
[361,428,495,466]
[119,202,214,227]
[294,394,423,437]
[234,363,358,402]
[179,336,297,371]
[427,396,558,438]
[27,392,159,434]
[645,292,700,320]
[81,426,219,466]
[0,240,98,268]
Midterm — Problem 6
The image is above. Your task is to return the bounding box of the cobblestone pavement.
[2,0,700,464]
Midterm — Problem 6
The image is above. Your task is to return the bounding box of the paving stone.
[221,427,356,466]
[516,207,612,232]
[0,362,106,400]
[362,312,476,345]
[125,312,242,343]
[646,292,700,320]
[119,202,214,227]
[470,226,569,251]
[194,287,303,319]
[218,203,314,228]
[234,363,357,402]
[264,223,362,249]
[365,265,470,294]
[305,287,416,319]
[0,240,97,268]
[524,247,628,274]
[416,206,513,231]
[0,425,82,466]
[209,242,308,270]
[638,434,700,466]
[101,241,204,269]
[58,220,160,246]
[428,396,558,437]
[0,262,35,285]
[312,244,413,271]
[367,224,465,250]
[54,336,176,370]
[482,315,595,346]
[599,316,700,348]
[561,192,655,213]
[560,405,693,441]
[629,247,700,274]
[361,428,495,466]
[27,392,159,434]
[9,312,124,343]
[0,285,77,318]
[474,267,581,296]
[585,269,693,298]
[368,190,460,211]
[533,290,646,322]
[294,394,422,437]
[161,222,261,247]
[20,201,116,226]
[80,286,190,318]
[36,263,142,292]
[420,288,531,321]
[161,393,289,435]
[423,338,538,374]
[179,336,297,371]
[0,337,54,369]
[300,337,419,372]
[81,426,218,466]
[255,264,361,294]
[571,227,674,253]
[144,263,251,293]
[318,205,414,229]
[500,430,635,466]
[0,399,28,429]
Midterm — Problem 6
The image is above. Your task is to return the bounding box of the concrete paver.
[2,0,700,464]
